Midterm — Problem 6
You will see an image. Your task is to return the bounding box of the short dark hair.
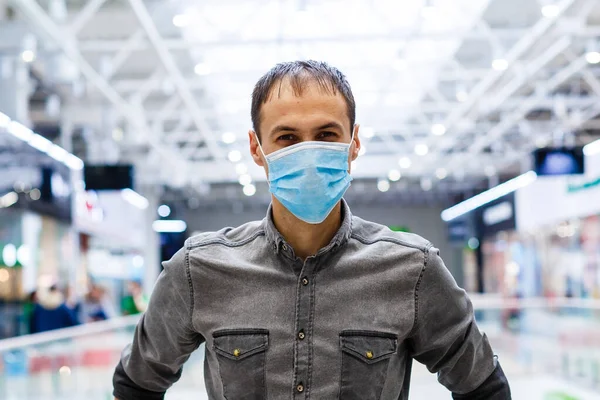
[251,60,356,140]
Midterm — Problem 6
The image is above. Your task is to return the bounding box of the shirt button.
[297,384,304,393]
[298,330,305,340]
[282,244,288,251]
[302,277,309,286]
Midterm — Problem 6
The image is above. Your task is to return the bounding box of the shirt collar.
[263,199,353,256]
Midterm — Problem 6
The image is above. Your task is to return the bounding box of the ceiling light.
[398,157,412,169]
[456,90,468,102]
[17,245,30,266]
[359,146,366,156]
[388,169,401,182]
[243,184,256,196]
[0,112,10,129]
[121,189,149,210]
[585,51,600,65]
[421,178,433,191]
[415,144,429,156]
[492,59,509,71]
[2,244,17,267]
[436,168,448,180]
[158,205,171,217]
[65,154,84,170]
[228,150,242,162]
[172,14,190,27]
[541,4,559,17]
[21,50,35,63]
[222,132,236,144]
[7,121,33,141]
[112,128,124,142]
[238,174,252,186]
[152,220,187,233]
[194,62,211,76]
[431,123,446,136]
[377,179,390,192]
[47,144,69,162]
[28,134,53,153]
[235,163,248,174]
[29,188,41,201]
[441,171,537,221]
[485,166,496,177]
[362,127,375,139]
[0,192,18,208]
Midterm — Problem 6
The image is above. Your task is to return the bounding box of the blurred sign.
[475,193,516,238]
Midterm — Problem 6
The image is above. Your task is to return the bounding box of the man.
[113,60,511,399]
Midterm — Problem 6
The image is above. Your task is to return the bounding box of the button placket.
[293,258,316,397]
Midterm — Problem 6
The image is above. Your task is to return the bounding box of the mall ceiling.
[1,0,600,204]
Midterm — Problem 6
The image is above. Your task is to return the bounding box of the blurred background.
[1,0,600,398]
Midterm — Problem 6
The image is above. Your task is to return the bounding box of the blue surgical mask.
[257,134,354,224]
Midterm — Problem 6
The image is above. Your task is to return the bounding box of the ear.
[248,130,265,167]
[350,124,361,162]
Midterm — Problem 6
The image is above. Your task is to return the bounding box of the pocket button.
[366,350,374,359]
[296,384,304,393]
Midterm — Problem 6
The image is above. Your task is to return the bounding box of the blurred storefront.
[475,152,600,300]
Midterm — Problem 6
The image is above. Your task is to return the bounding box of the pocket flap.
[213,329,269,361]
[340,331,398,364]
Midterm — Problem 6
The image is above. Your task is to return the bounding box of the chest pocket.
[213,329,269,400]
[339,330,398,400]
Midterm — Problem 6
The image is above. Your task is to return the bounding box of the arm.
[407,246,511,399]
[112,246,204,400]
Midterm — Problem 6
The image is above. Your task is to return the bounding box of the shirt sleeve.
[407,245,511,399]
[113,245,205,400]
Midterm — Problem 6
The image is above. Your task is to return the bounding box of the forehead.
[259,78,349,130]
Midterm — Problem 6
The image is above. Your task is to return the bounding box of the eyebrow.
[270,122,345,136]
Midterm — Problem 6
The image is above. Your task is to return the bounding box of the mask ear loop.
[253,131,272,188]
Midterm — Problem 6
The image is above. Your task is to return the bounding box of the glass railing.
[1,298,599,400]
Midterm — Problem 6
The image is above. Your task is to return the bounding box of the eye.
[277,134,297,142]
[317,131,337,140]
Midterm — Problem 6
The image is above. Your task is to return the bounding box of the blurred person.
[64,286,82,317]
[81,284,116,322]
[31,285,79,334]
[120,281,148,315]
[113,61,511,399]
[22,291,37,334]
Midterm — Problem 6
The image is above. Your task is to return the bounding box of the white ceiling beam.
[74,25,600,53]
[479,36,572,115]
[75,28,533,52]
[127,0,222,161]
[9,0,185,172]
[111,68,491,93]
[68,0,108,35]
[444,0,576,131]
[104,29,146,80]
[447,55,590,174]
[412,0,578,174]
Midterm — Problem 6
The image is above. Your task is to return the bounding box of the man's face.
[249,79,360,175]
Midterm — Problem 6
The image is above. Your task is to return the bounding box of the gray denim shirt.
[113,200,510,400]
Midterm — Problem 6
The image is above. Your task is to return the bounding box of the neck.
[272,199,343,260]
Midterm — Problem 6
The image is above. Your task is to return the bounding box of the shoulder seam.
[184,239,195,329]
[350,233,429,252]
[409,243,434,337]
[188,230,265,249]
